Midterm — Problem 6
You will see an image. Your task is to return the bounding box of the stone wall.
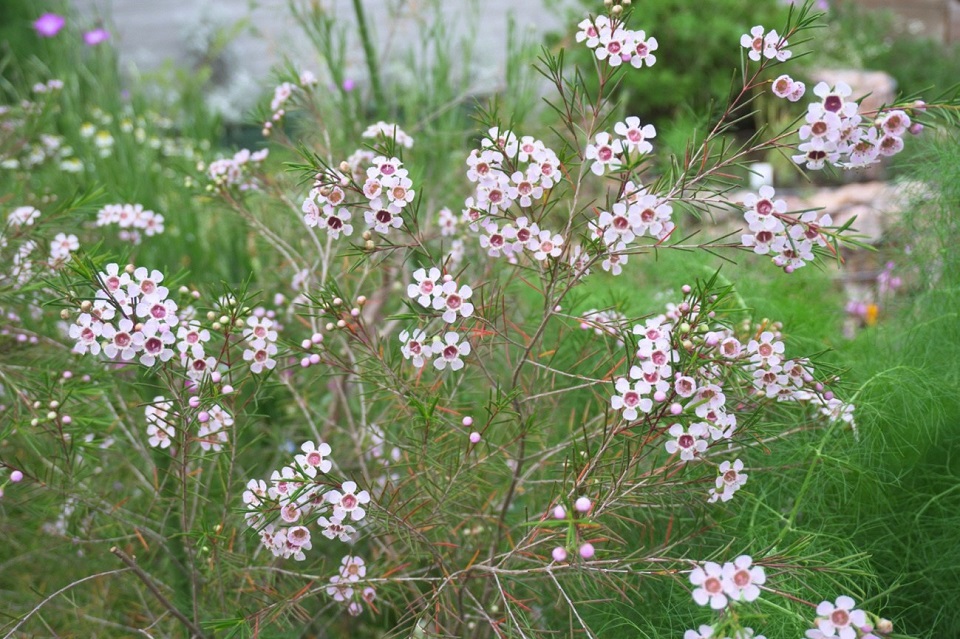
[853,0,960,42]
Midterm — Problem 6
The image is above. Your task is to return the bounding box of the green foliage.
[553,0,792,118]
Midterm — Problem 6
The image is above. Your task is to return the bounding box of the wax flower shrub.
[3,2,956,638]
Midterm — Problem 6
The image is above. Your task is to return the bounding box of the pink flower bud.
[188,396,200,408]
[462,416,474,427]
[61,415,72,424]
[552,505,566,520]
[311,333,324,344]
[198,411,210,423]
[309,354,321,365]
[552,546,567,562]
[222,384,234,394]
[574,496,591,513]
[301,339,312,349]
[682,284,692,294]
[300,357,310,368]
[670,403,683,415]
[654,391,667,403]
[62,371,73,379]
[579,542,595,559]
[469,431,481,444]
[10,470,23,483]
[211,372,222,383]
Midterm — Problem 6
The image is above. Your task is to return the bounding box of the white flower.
[665,423,708,460]
[585,132,623,176]
[295,441,333,477]
[740,25,766,62]
[408,267,442,307]
[708,459,748,503]
[532,230,563,261]
[611,376,653,421]
[8,206,40,226]
[365,199,404,233]
[325,480,371,522]
[318,515,357,542]
[339,555,366,582]
[243,342,278,374]
[722,555,765,602]
[684,626,715,639]
[690,562,728,609]
[815,596,867,639]
[400,328,432,368]
[614,117,656,155]
[433,281,475,323]
[432,332,470,371]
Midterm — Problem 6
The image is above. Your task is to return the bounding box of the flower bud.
[552,546,567,562]
[574,496,591,513]
[552,505,566,520]
[579,542,595,559]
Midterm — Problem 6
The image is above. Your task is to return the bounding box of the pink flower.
[83,28,110,46]
[815,595,868,639]
[34,13,66,37]
[690,562,728,609]
[722,554,766,602]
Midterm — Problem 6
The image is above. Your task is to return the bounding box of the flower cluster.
[243,441,370,561]
[588,180,674,275]
[143,396,232,452]
[740,25,791,62]
[576,15,658,69]
[242,313,279,374]
[407,268,474,322]
[303,151,416,237]
[68,263,180,367]
[771,74,806,102]
[399,330,471,371]
[206,148,269,190]
[740,185,833,273]
[262,71,317,137]
[462,128,566,261]
[362,121,414,149]
[326,555,377,616]
[793,83,918,170]
[585,116,657,176]
[95,203,165,244]
[690,555,766,609]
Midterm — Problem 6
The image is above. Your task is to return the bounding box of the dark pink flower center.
[145,337,162,354]
[613,215,629,230]
[341,493,358,509]
[517,228,531,242]
[624,391,640,407]
[734,569,751,587]
[756,199,773,216]
[597,146,613,162]
[443,345,458,360]
[141,279,156,295]
[678,434,695,449]
[327,216,344,230]
[307,451,322,466]
[150,303,167,319]
[824,95,843,113]
[723,470,739,484]
[115,332,132,347]
[759,343,773,357]
[831,609,850,627]
[705,576,723,593]
[376,209,392,224]
[446,294,462,310]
